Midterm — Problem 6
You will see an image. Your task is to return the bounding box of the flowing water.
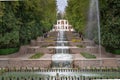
[86,0,102,65]
[86,0,100,41]
[52,31,73,68]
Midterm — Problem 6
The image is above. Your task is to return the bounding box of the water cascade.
[1,0,119,79]
[52,31,73,68]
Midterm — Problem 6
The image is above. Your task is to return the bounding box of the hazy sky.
[56,0,67,13]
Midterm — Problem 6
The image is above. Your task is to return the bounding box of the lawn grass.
[30,52,44,59]
[71,39,81,42]
[0,48,19,55]
[80,52,96,59]
[76,45,84,48]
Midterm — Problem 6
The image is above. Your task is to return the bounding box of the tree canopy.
[66,0,120,54]
[65,0,89,34]
[0,0,57,48]
[100,0,120,51]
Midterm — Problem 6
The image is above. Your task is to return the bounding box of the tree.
[0,0,57,48]
[65,0,89,37]
[18,0,57,44]
[0,2,20,48]
[100,0,120,52]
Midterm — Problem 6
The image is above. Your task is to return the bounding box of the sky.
[56,0,68,13]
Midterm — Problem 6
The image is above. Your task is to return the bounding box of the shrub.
[0,48,19,55]
[80,52,96,59]
[106,48,120,55]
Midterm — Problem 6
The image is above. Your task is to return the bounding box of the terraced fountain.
[0,30,120,80]
[52,31,73,68]
[0,0,120,79]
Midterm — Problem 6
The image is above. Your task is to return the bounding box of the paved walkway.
[72,54,85,60]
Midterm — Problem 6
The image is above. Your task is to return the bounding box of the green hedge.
[114,49,120,54]
[0,48,19,55]
[80,52,96,59]
[106,48,120,55]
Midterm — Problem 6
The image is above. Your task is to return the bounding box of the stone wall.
[70,47,98,54]
[27,46,40,54]
[38,48,55,54]
[102,59,119,67]
[70,48,85,54]
[65,32,80,40]
[69,41,95,47]
[48,31,58,38]
[0,59,119,68]
[0,59,52,68]
[18,42,55,54]
[117,59,120,66]
[19,45,29,54]
[36,41,56,47]
[74,59,101,68]
[74,59,120,68]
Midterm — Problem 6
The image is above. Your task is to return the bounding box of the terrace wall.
[0,59,51,68]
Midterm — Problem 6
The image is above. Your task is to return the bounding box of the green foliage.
[30,52,44,59]
[106,48,120,55]
[18,0,57,44]
[0,1,57,50]
[0,2,20,48]
[65,0,89,34]
[76,45,84,48]
[0,48,19,55]
[71,39,81,42]
[80,52,96,59]
[100,0,120,52]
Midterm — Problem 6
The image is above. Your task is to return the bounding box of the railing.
[1,67,120,72]
[0,67,120,79]
[1,76,120,80]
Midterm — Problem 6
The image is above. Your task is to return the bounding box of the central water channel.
[52,31,73,68]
